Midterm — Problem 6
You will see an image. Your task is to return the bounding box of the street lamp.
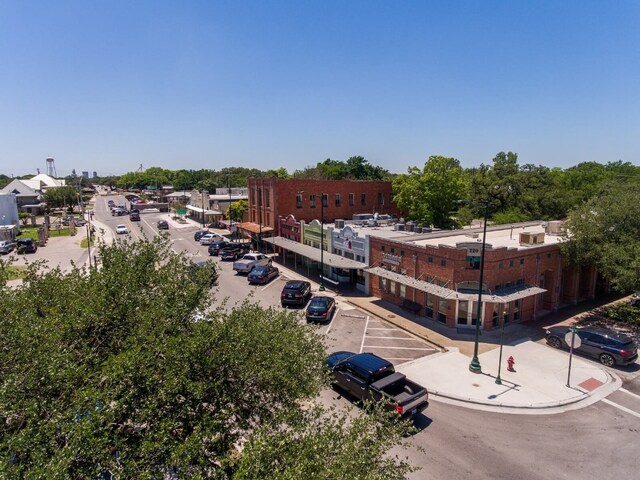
[201,190,206,229]
[469,202,488,374]
[495,311,506,384]
[227,174,233,240]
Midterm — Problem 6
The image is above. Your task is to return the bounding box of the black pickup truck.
[326,351,429,417]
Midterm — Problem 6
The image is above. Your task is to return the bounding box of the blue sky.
[1,0,638,177]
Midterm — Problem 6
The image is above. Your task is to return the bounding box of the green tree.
[393,156,469,228]
[43,185,79,210]
[0,237,415,478]
[561,182,640,293]
[228,199,248,222]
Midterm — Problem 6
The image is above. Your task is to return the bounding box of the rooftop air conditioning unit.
[546,220,563,235]
[519,232,545,245]
[396,223,405,231]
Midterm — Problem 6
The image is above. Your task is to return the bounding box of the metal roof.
[263,236,366,270]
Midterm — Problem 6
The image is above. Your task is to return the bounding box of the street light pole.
[228,174,233,240]
[201,190,205,229]
[319,193,325,291]
[469,203,488,374]
[495,313,506,384]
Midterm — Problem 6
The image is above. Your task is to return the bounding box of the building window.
[349,193,354,206]
[381,245,385,252]
[390,248,395,254]
[322,193,328,208]
[513,300,521,321]
[440,259,447,267]
[437,299,447,323]
[425,293,434,319]
[520,258,525,265]
[516,278,525,286]
[257,188,262,207]
[428,256,433,263]
[499,261,504,269]
[509,260,514,267]
[400,250,405,256]
[296,194,303,208]
[378,192,383,205]
[266,213,270,225]
[265,189,270,207]
[310,194,316,208]
[379,276,384,290]
[335,193,341,207]
[361,193,366,206]
[389,280,396,295]
[468,256,480,270]
[547,253,552,259]
[399,284,406,298]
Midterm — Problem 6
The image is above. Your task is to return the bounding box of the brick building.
[367,221,597,331]
[246,177,400,237]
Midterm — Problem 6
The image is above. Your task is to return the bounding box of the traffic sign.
[565,330,581,349]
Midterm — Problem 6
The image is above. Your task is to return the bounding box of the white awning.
[366,266,546,303]
[263,236,366,270]
[186,205,222,215]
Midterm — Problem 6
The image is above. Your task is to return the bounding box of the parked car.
[199,233,223,245]
[208,240,228,256]
[545,325,638,367]
[16,238,38,254]
[0,240,17,254]
[248,264,279,284]
[326,351,429,417]
[220,243,251,260]
[157,220,169,229]
[111,208,127,216]
[305,296,336,323]
[232,253,271,274]
[193,230,210,241]
[130,212,141,221]
[190,260,219,286]
[281,280,312,307]
[115,224,128,235]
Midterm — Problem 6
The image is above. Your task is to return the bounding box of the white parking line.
[367,327,398,331]
[359,316,370,353]
[601,398,640,419]
[363,345,436,351]
[325,308,339,336]
[620,388,640,401]
[365,335,415,340]
[260,280,279,292]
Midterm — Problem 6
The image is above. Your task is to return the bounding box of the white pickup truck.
[232,253,272,274]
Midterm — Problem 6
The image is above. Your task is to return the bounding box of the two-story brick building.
[245,177,400,237]
[367,221,596,331]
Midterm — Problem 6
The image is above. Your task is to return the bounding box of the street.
[95,194,640,480]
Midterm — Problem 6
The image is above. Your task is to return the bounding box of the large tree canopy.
[392,156,468,228]
[43,185,80,210]
[561,182,640,293]
[0,237,415,478]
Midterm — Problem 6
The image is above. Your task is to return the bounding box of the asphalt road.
[95,193,640,480]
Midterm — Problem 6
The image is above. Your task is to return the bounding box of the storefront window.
[513,299,521,321]
[399,284,406,298]
[425,293,434,319]
[437,299,447,323]
[389,280,396,295]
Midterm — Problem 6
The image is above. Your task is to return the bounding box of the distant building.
[92,171,98,178]
[82,171,89,179]
[0,173,65,214]
[0,193,19,226]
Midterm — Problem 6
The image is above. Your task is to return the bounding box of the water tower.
[46,157,57,177]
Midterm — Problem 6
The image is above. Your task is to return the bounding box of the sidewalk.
[344,294,625,414]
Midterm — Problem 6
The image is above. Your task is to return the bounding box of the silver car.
[0,240,17,254]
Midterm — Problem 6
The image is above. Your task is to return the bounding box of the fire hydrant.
[507,356,515,372]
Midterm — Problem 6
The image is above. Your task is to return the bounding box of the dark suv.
[546,326,638,367]
[17,238,38,254]
[280,280,312,307]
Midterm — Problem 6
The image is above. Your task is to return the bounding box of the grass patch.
[6,266,28,280]
[48,227,71,237]
[80,237,95,248]
[17,227,39,240]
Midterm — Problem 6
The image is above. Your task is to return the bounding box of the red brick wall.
[368,235,575,329]
[248,178,401,234]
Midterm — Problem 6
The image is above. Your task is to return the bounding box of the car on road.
[0,240,16,254]
[115,224,128,235]
[199,233,223,245]
[248,264,279,284]
[280,280,312,307]
[157,220,169,229]
[130,212,141,221]
[220,243,251,260]
[193,230,210,241]
[111,208,127,216]
[545,325,638,367]
[326,351,429,417]
[305,296,336,323]
[190,260,219,286]
[208,240,228,256]
[16,238,38,254]
[232,253,271,274]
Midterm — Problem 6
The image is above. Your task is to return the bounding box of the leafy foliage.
[561,182,640,293]
[228,199,248,222]
[0,237,416,479]
[293,156,390,180]
[43,185,80,210]
[392,156,469,228]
